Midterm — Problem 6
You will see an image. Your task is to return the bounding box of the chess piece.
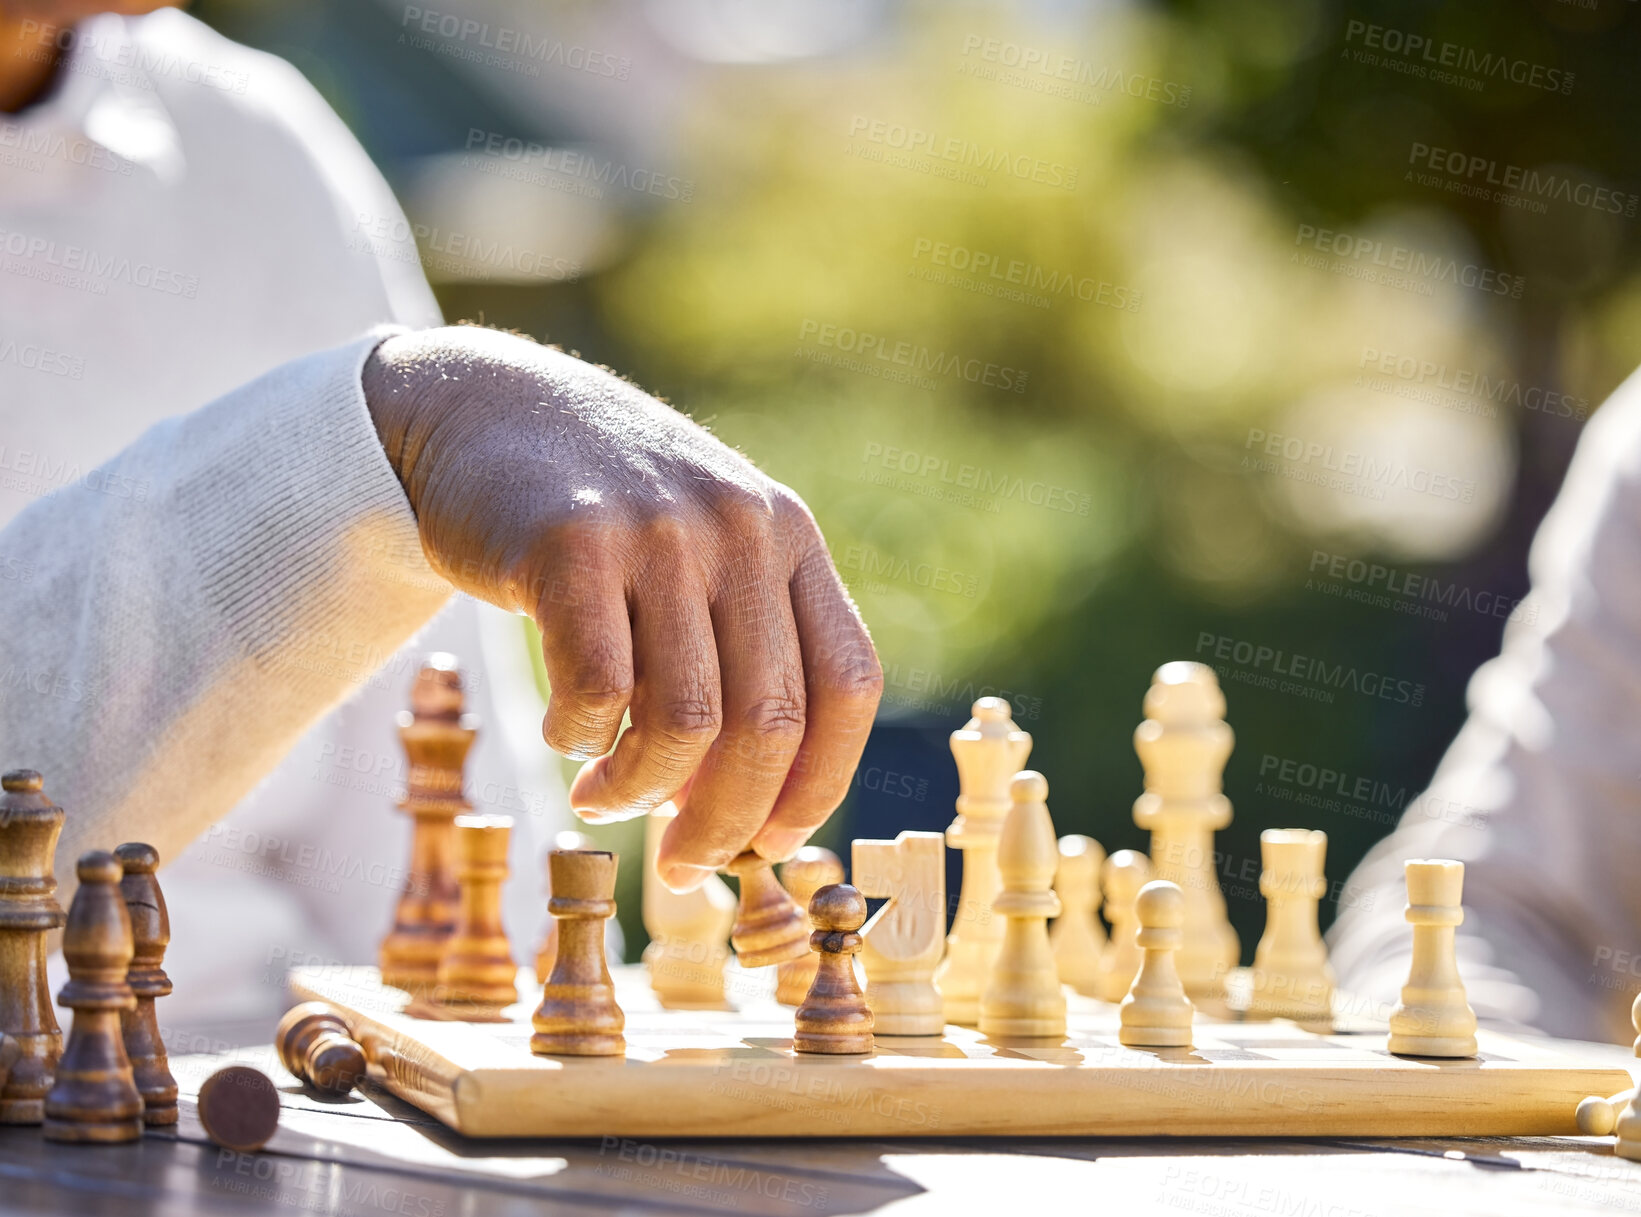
[643,807,736,1007]
[0,1034,20,1094]
[1249,829,1335,1021]
[1049,834,1106,996]
[1132,662,1240,999]
[1613,991,1641,1158]
[724,851,810,968]
[0,769,66,1124]
[114,842,178,1126]
[380,655,478,994]
[793,884,874,1054]
[432,815,518,1016]
[531,851,625,1056]
[198,1066,280,1152]
[978,772,1067,1040]
[42,852,143,1143]
[276,1003,368,1096]
[854,832,946,1034]
[1386,859,1478,1058]
[936,698,1032,1025]
[1093,850,1151,1002]
[1579,1089,1634,1137]
[1119,880,1195,1047]
[775,847,844,1006]
[535,829,597,978]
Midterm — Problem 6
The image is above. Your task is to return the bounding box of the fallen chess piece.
[276,1003,368,1097]
[198,1065,281,1152]
[793,884,874,1054]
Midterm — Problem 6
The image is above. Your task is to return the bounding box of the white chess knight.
[1386,859,1477,1058]
[854,832,946,1035]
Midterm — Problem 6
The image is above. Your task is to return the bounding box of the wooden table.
[2,1042,1640,1215]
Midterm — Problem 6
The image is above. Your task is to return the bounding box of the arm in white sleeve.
[0,330,452,908]
[1328,368,1641,1043]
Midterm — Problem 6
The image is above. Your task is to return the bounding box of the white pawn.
[641,805,735,1008]
[1049,835,1106,996]
[1386,859,1477,1058]
[1119,880,1195,1047]
[978,772,1066,1040]
[1612,991,1641,1158]
[1093,850,1151,1003]
[1249,829,1334,1020]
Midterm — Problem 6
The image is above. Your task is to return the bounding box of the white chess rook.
[978,772,1066,1040]
[1249,829,1334,1020]
[1386,859,1477,1059]
[1119,880,1195,1048]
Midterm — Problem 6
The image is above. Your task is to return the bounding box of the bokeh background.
[195,0,1641,958]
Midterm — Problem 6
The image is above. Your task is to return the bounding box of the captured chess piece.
[0,769,67,1124]
[1119,880,1195,1048]
[198,1066,281,1152]
[380,655,478,994]
[531,851,625,1056]
[1132,662,1239,999]
[724,851,810,968]
[535,829,596,978]
[432,815,518,1017]
[1093,850,1151,1003]
[936,698,1033,1025]
[43,851,143,1143]
[1611,992,1641,1158]
[854,832,946,1035]
[1386,859,1478,1058]
[276,1003,368,1096]
[978,772,1067,1040]
[642,808,734,1008]
[1049,834,1106,996]
[1249,830,1335,1021]
[114,843,178,1126]
[775,847,845,1007]
[793,884,874,1054]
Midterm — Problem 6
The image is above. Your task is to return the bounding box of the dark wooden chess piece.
[531,851,625,1056]
[724,851,811,968]
[115,842,178,1126]
[0,770,66,1125]
[793,884,875,1055]
[431,815,518,1017]
[43,851,144,1143]
[198,1066,280,1151]
[379,655,478,994]
[534,829,596,979]
[276,1003,367,1096]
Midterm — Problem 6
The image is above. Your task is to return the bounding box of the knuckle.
[556,684,633,733]
[738,691,807,749]
[819,641,885,708]
[650,696,722,752]
[636,508,691,553]
[709,481,777,540]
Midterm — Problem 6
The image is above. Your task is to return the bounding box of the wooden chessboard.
[289,963,1631,1140]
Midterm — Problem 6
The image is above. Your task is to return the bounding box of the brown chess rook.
[276,1003,367,1096]
[198,1066,281,1152]
[43,851,144,1143]
[379,655,478,994]
[114,842,178,1126]
[0,769,66,1125]
[531,851,625,1056]
[793,884,874,1055]
[534,829,596,978]
[433,815,518,1015]
[724,851,810,968]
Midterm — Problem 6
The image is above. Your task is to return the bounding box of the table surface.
[4,1041,1641,1217]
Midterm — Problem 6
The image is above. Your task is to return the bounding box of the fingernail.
[659,863,715,894]
[752,828,811,863]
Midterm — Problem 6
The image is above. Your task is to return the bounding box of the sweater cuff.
[176,327,451,697]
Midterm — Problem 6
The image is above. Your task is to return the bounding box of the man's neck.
[0,17,67,115]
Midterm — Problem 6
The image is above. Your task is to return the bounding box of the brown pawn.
[0,770,67,1125]
[534,829,596,978]
[793,884,874,1055]
[276,1003,367,1096]
[531,851,625,1056]
[775,848,845,1006]
[43,852,143,1143]
[724,851,811,968]
[379,655,478,995]
[198,1066,280,1152]
[432,815,518,1017]
[114,843,177,1126]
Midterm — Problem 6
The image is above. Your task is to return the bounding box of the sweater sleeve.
[0,329,452,908]
[1328,367,1641,1043]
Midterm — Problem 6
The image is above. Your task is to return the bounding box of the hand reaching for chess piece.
[364,327,883,889]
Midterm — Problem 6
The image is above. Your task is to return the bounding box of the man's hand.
[363,326,882,891]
